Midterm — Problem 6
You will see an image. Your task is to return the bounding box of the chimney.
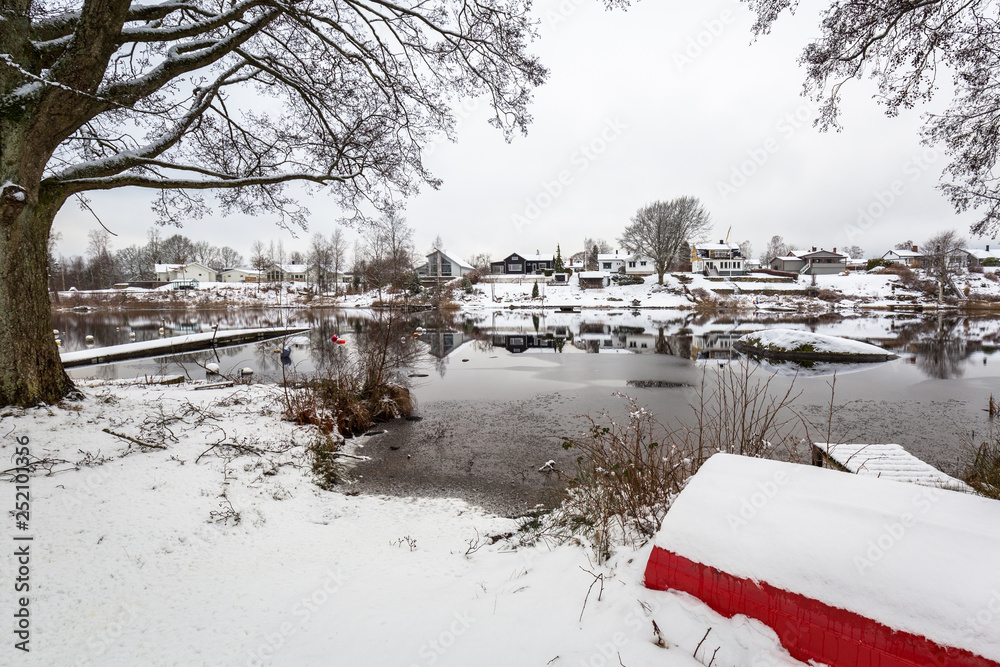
[988,245,991,252]
[833,247,837,253]
[812,246,817,252]
[719,240,724,244]
[912,245,918,252]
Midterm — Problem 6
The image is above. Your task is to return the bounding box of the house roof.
[774,256,800,262]
[694,242,740,251]
[280,264,309,273]
[884,249,923,258]
[796,249,846,259]
[963,248,1000,260]
[221,267,257,274]
[428,248,474,270]
[155,262,214,273]
[597,253,624,261]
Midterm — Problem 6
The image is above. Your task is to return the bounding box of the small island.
[734,328,899,363]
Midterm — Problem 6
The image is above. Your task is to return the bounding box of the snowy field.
[0,382,807,666]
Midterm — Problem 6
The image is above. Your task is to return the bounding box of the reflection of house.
[882,246,925,268]
[579,271,611,289]
[155,262,216,282]
[491,333,562,353]
[691,242,746,276]
[418,249,475,280]
[770,248,846,275]
[419,331,468,358]
[690,332,744,360]
[490,252,554,274]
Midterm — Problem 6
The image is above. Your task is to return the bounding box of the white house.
[419,249,475,279]
[623,254,656,276]
[959,246,1000,268]
[155,262,216,282]
[597,252,626,273]
[882,246,925,268]
[691,242,746,277]
[220,268,259,283]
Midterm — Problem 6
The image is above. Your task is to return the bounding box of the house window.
[603,262,612,270]
[629,262,636,268]
[441,261,452,276]
[640,261,647,266]
[508,263,522,272]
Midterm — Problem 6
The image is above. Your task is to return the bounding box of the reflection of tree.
[914,318,976,379]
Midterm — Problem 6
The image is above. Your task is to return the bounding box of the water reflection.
[56,307,1000,382]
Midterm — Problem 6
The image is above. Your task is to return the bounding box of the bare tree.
[895,240,916,251]
[190,240,218,267]
[468,253,493,271]
[737,240,753,264]
[584,238,613,271]
[759,235,790,266]
[216,246,244,271]
[741,1,1000,236]
[924,230,967,304]
[842,245,864,261]
[249,241,270,281]
[619,197,712,284]
[0,0,547,405]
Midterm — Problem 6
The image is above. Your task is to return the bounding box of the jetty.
[812,442,972,492]
[61,327,310,368]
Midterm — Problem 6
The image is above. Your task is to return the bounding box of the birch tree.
[0,0,546,405]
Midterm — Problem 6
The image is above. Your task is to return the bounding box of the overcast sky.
[52,0,992,265]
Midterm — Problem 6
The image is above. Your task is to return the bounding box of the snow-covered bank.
[53,268,1000,313]
[0,382,807,666]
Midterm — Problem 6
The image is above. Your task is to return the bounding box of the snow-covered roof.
[280,264,309,273]
[655,453,1000,663]
[962,248,1000,260]
[429,248,474,270]
[597,253,624,261]
[221,267,257,274]
[774,255,800,262]
[694,242,740,251]
[155,262,215,273]
[885,249,923,258]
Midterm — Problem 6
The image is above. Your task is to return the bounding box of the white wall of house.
[155,263,216,282]
[624,256,656,276]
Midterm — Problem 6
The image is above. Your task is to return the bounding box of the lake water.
[56,307,1000,513]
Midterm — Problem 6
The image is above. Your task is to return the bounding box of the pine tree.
[554,244,565,272]
[532,282,540,299]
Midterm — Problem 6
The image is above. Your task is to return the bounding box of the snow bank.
[653,454,1000,661]
[737,328,895,357]
[0,384,808,666]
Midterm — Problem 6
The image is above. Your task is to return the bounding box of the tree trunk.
[0,195,76,407]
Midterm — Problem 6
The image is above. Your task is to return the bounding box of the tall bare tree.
[619,197,712,284]
[924,230,967,304]
[740,1,1000,237]
[759,235,790,266]
[0,0,546,405]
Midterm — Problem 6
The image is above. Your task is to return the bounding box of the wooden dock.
[812,442,972,492]
[61,327,310,368]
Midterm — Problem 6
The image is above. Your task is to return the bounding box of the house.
[578,271,611,289]
[490,251,554,274]
[958,245,1000,268]
[882,246,925,268]
[417,249,475,280]
[597,252,626,273]
[624,254,656,276]
[220,268,259,283]
[155,262,217,282]
[691,241,746,276]
[260,263,312,282]
[770,248,846,275]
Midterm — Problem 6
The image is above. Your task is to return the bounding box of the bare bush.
[555,360,805,561]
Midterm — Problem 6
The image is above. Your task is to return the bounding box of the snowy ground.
[55,267,1000,313]
[0,382,807,666]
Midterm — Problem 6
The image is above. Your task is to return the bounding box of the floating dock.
[812,442,973,492]
[60,327,310,368]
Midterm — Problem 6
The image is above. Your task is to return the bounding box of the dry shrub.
[964,427,1000,500]
[554,360,805,561]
